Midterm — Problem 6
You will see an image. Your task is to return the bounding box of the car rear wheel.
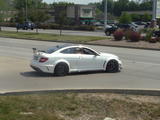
[54,63,69,76]
[106,60,119,73]
[105,31,111,36]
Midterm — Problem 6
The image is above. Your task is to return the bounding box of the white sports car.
[30,44,122,76]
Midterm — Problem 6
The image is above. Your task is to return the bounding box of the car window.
[82,48,97,55]
[61,47,82,54]
[46,46,62,54]
[46,44,72,54]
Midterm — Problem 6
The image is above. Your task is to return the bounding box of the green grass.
[0,93,159,120]
[0,31,106,43]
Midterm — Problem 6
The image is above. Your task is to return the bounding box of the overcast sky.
[43,0,103,4]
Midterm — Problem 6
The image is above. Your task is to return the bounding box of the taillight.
[39,57,48,63]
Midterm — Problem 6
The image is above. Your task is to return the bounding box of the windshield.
[46,44,72,54]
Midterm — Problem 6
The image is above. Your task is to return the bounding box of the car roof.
[57,44,98,52]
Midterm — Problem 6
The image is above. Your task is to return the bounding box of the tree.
[141,13,152,22]
[119,13,132,24]
[139,0,152,11]
[89,0,152,17]
[0,0,9,31]
[29,9,50,33]
[131,14,141,21]
[56,10,67,36]
[14,0,51,33]
[51,1,74,7]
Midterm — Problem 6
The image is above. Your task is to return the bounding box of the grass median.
[0,93,159,120]
[0,31,106,43]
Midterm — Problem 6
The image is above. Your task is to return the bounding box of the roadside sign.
[156,0,160,18]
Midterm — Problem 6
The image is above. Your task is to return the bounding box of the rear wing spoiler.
[32,48,45,55]
[32,48,37,54]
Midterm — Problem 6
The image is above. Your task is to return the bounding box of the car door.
[60,47,81,71]
[79,48,105,71]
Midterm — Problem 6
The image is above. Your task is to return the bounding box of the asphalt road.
[2,27,106,37]
[0,37,160,93]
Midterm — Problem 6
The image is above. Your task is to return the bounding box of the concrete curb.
[0,36,160,51]
[0,89,160,96]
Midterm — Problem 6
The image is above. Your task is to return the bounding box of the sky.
[43,0,103,4]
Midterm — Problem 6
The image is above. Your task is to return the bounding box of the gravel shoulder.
[89,39,160,50]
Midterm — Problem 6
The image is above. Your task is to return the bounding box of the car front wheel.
[54,63,69,76]
[106,60,119,73]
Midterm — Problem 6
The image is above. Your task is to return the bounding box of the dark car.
[104,23,138,36]
[16,21,35,30]
[117,24,130,29]
[134,21,146,26]
[105,24,118,36]
[153,30,160,37]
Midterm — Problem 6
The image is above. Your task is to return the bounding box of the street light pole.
[153,0,157,20]
[104,0,107,29]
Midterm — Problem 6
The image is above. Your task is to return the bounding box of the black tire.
[105,31,110,36]
[54,63,69,76]
[106,60,119,73]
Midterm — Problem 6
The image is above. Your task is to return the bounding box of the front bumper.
[118,60,123,71]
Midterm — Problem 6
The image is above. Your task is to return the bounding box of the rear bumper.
[30,65,44,73]
[30,60,54,73]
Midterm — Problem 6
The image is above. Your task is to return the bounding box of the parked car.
[105,24,118,36]
[153,30,160,37]
[104,23,138,36]
[118,23,138,31]
[16,21,35,30]
[30,44,122,76]
[134,21,146,26]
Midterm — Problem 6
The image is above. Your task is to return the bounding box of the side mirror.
[94,53,100,56]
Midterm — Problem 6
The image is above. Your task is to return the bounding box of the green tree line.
[90,0,152,16]
[13,0,50,24]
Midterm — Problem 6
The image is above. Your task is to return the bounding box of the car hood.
[100,52,118,59]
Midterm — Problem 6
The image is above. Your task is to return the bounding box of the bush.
[119,13,132,24]
[0,22,16,27]
[149,37,157,43]
[128,31,141,42]
[113,29,124,41]
[73,25,95,31]
[124,30,132,40]
[145,30,153,42]
[38,24,95,31]
[157,37,160,42]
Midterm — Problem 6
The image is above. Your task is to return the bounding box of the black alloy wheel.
[106,60,119,73]
[54,63,69,76]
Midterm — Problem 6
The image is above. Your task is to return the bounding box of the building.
[54,4,96,25]
[0,10,17,22]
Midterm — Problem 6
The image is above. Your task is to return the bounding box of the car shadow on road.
[20,70,113,78]
[20,71,53,78]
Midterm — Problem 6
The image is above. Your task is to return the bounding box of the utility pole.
[25,0,28,21]
[104,0,107,29]
[153,0,157,20]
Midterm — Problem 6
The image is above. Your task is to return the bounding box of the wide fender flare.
[104,57,119,69]
[54,59,70,72]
